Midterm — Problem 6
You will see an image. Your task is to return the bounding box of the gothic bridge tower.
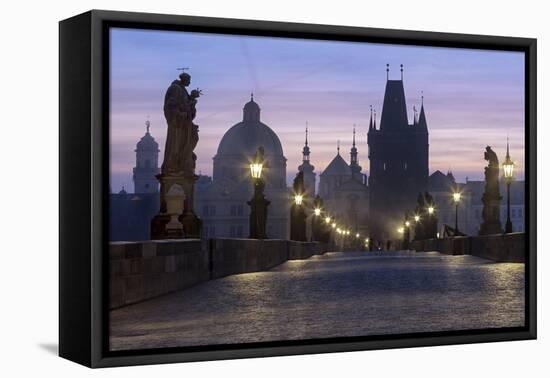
[368,64,429,241]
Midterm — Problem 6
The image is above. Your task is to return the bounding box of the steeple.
[297,121,316,198]
[417,92,428,130]
[350,125,362,177]
[133,118,160,193]
[302,122,311,162]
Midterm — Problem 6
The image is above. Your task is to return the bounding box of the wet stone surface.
[110,251,525,351]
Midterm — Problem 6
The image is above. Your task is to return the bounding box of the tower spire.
[337,140,340,155]
[305,121,309,147]
[352,124,356,147]
[386,63,390,80]
[401,64,404,80]
[145,117,150,133]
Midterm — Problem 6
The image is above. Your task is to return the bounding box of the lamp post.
[452,191,461,235]
[503,139,515,233]
[247,148,270,239]
[290,172,307,241]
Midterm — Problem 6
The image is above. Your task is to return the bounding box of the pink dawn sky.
[109,28,525,193]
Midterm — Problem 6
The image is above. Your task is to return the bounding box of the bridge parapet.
[110,238,330,309]
[411,232,524,263]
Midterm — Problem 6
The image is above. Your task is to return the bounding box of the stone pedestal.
[247,178,270,239]
[479,194,503,235]
[290,204,307,242]
[151,174,202,240]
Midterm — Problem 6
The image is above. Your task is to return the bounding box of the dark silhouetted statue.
[151,70,203,239]
[479,146,503,235]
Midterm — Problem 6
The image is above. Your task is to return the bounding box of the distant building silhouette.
[298,125,316,200]
[368,66,429,240]
[110,119,160,241]
[133,119,160,194]
[319,134,369,236]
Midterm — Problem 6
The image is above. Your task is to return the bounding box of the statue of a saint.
[161,71,202,176]
[479,146,502,234]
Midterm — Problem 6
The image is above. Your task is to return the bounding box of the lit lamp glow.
[398,227,404,234]
[452,191,462,234]
[249,162,263,179]
[414,215,420,222]
[405,220,410,227]
[325,216,331,224]
[332,223,336,229]
[294,194,304,206]
[452,192,462,204]
[356,233,360,238]
[427,206,434,215]
[314,208,321,216]
[503,139,515,233]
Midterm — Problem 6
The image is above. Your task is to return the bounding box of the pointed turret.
[350,125,362,178]
[302,123,311,162]
[417,94,428,130]
[298,122,316,198]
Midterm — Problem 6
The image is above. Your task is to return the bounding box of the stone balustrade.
[410,232,525,263]
[110,238,329,309]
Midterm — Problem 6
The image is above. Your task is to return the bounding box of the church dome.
[216,96,284,157]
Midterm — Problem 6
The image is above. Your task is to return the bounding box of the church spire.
[417,92,428,130]
[302,122,310,162]
[337,140,340,155]
[350,124,362,178]
[400,64,404,80]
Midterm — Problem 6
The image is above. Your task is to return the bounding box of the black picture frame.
[59,9,537,368]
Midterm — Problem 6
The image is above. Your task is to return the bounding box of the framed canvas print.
[59,10,536,368]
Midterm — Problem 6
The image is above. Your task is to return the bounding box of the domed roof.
[216,96,284,157]
[136,120,159,151]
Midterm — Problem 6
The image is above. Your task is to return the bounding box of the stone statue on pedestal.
[151,71,202,239]
[479,146,503,235]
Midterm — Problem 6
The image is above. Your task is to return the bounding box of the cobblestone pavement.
[110,251,525,351]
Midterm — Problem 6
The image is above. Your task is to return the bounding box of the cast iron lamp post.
[452,191,461,234]
[503,140,515,233]
[247,148,270,239]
